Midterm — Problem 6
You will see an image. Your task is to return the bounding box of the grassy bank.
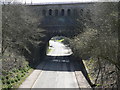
[2,65,33,89]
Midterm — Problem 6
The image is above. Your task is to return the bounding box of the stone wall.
[29,3,94,17]
[26,3,94,37]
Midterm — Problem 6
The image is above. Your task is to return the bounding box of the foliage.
[2,5,47,89]
[70,2,119,70]
[69,2,119,88]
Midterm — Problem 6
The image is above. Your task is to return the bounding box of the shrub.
[2,76,5,81]
[15,79,18,82]
[16,74,21,79]
[21,74,24,77]
[7,84,12,88]
[5,76,9,80]
[6,80,11,84]
[2,80,6,84]
[10,79,15,83]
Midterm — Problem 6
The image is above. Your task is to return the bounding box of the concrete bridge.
[1,0,118,38]
[0,1,94,38]
[23,2,94,38]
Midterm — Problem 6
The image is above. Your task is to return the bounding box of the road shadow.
[36,56,73,71]
[35,55,93,87]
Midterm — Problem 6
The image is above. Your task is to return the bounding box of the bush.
[5,76,9,80]
[16,74,21,79]
[2,80,6,84]
[21,74,24,77]
[6,80,11,84]
[15,79,18,82]
[7,84,12,88]
[2,76,5,81]
[10,79,15,83]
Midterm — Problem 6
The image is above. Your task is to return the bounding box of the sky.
[0,0,119,4]
[22,0,120,4]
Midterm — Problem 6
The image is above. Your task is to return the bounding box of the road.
[32,59,79,88]
[19,40,91,88]
[47,40,73,56]
[32,41,78,88]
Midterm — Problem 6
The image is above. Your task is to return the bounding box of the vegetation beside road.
[2,5,47,89]
[2,63,33,88]
[69,2,119,88]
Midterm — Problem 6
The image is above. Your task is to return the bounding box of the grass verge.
[2,66,34,89]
